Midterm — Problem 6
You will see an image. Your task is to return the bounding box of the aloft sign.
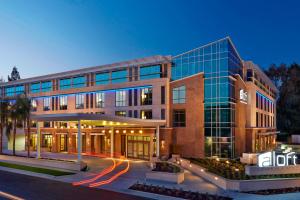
[258,151,297,167]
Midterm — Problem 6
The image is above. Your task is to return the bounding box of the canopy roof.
[31,113,166,127]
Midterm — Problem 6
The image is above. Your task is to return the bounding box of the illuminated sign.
[239,89,248,104]
[258,151,297,167]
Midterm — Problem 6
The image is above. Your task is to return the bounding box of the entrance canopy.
[31,113,166,127]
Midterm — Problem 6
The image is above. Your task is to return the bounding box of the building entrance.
[127,136,150,160]
[59,134,68,152]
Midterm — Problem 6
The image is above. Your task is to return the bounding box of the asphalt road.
[0,170,150,200]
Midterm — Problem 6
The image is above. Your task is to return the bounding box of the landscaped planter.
[179,158,300,192]
[146,162,184,184]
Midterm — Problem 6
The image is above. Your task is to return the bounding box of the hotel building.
[0,37,278,160]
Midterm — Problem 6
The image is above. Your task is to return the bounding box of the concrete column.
[77,120,82,162]
[156,125,160,157]
[110,127,114,158]
[36,122,41,159]
[125,133,128,158]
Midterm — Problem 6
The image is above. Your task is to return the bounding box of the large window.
[140,88,152,105]
[95,72,110,85]
[111,69,127,84]
[116,90,126,107]
[75,94,84,109]
[59,96,68,110]
[73,76,86,88]
[15,85,24,95]
[141,110,152,119]
[41,81,52,92]
[31,83,40,93]
[43,97,51,111]
[5,87,14,96]
[115,111,126,117]
[60,78,71,90]
[173,110,186,127]
[31,99,37,112]
[172,85,186,104]
[139,65,161,80]
[95,92,105,108]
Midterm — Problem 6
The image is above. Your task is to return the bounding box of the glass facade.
[141,110,152,119]
[73,76,86,88]
[172,38,243,158]
[140,65,161,80]
[172,86,186,104]
[15,85,24,95]
[111,69,127,84]
[5,87,15,96]
[95,72,110,85]
[41,81,52,92]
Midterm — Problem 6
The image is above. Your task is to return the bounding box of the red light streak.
[72,159,123,186]
[89,161,130,187]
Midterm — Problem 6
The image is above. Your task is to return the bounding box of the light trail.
[0,191,24,200]
[73,159,123,186]
[89,160,130,188]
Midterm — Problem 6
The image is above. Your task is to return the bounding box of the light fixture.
[130,130,134,133]
[109,130,112,133]
[123,130,126,133]
[214,177,218,180]
[109,121,113,125]
[116,130,119,133]
[102,130,105,133]
[139,130,143,134]
[89,125,92,129]
[200,169,204,172]
[116,122,120,125]
[189,164,192,168]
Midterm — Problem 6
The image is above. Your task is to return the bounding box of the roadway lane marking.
[0,191,25,200]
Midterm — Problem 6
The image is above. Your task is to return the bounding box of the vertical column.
[125,133,128,158]
[110,127,114,158]
[156,125,160,158]
[77,120,82,162]
[36,122,41,159]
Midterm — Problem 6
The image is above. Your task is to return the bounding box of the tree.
[0,101,9,154]
[265,63,300,135]
[16,95,32,157]
[8,66,21,82]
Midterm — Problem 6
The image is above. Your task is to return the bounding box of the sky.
[0,0,299,80]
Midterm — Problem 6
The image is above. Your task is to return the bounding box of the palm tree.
[16,95,31,157]
[0,100,9,154]
[10,95,31,156]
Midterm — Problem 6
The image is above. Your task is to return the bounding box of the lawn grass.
[0,161,75,176]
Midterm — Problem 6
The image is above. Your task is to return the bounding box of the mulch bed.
[129,182,232,200]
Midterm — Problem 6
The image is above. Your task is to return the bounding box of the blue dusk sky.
[0,0,299,80]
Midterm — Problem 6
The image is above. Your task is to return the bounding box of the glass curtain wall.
[171,38,243,158]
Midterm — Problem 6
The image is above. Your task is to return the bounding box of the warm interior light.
[139,130,143,134]
[130,130,134,133]
[102,130,105,133]
[116,130,119,133]
[123,130,126,133]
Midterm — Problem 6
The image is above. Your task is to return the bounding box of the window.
[172,85,186,104]
[115,111,126,117]
[116,90,126,107]
[95,92,105,108]
[161,109,165,120]
[128,90,132,106]
[139,65,161,80]
[161,86,165,104]
[134,110,138,118]
[134,89,138,106]
[256,112,258,127]
[111,69,127,84]
[43,97,51,111]
[59,96,68,110]
[31,83,40,93]
[128,110,132,117]
[73,76,86,88]
[31,99,37,112]
[5,87,14,96]
[141,110,152,119]
[44,121,51,128]
[95,72,110,85]
[60,78,71,90]
[15,85,24,95]
[140,88,152,105]
[42,81,52,92]
[75,94,84,109]
[173,110,186,127]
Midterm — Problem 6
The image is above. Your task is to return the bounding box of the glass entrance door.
[60,135,68,152]
[127,136,150,160]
